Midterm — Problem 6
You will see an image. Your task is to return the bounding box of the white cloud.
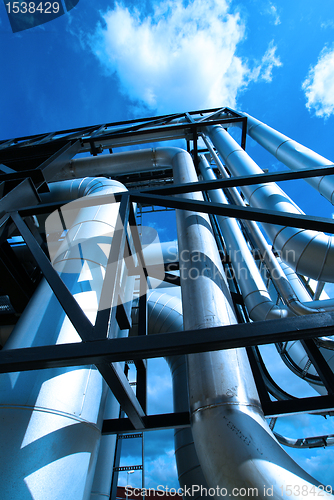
[89,0,281,114]
[269,3,281,25]
[250,40,282,83]
[302,46,334,118]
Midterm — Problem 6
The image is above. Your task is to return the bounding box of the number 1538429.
[5,2,60,14]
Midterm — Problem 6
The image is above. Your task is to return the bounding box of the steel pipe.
[0,177,127,500]
[172,149,323,499]
[206,125,334,283]
[241,113,334,205]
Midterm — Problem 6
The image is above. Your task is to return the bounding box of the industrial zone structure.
[1,107,334,499]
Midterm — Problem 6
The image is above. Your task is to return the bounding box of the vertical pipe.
[172,151,325,498]
[198,154,289,320]
[0,178,126,500]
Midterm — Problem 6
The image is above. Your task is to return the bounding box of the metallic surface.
[0,177,127,500]
[2,110,334,499]
[207,125,334,282]
[173,149,328,498]
[145,288,208,498]
[243,113,334,205]
[199,154,289,320]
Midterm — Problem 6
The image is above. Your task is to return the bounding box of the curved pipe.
[199,155,318,320]
[206,125,334,283]
[173,149,326,498]
[30,147,333,496]
[197,144,334,397]
[0,177,127,500]
[274,431,334,449]
[46,147,187,183]
[241,113,334,205]
[200,134,320,316]
[144,289,208,498]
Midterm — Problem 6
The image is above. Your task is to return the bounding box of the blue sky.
[2,0,334,491]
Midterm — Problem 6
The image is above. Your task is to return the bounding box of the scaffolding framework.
[1,105,334,436]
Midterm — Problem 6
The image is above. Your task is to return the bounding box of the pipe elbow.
[155,146,189,164]
[246,297,290,321]
[279,230,334,283]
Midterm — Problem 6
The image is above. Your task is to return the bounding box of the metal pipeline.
[240,113,334,205]
[0,177,127,500]
[46,148,187,183]
[197,141,334,394]
[200,133,318,316]
[199,137,334,400]
[206,125,334,283]
[172,150,324,498]
[17,147,333,497]
[199,154,296,320]
[143,289,208,498]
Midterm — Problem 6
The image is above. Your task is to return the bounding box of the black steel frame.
[1,106,334,435]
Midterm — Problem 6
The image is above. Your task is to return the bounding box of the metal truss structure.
[1,106,334,440]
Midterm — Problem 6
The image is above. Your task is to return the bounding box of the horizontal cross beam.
[1,311,334,373]
[139,165,334,196]
[130,192,334,234]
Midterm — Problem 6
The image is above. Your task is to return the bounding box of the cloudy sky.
[2,0,334,491]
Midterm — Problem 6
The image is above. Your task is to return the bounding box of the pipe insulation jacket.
[199,154,290,321]
[7,145,332,498]
[172,150,324,499]
[143,289,209,499]
[48,147,334,496]
[199,134,318,316]
[241,113,334,205]
[53,146,334,285]
[0,177,128,500]
[206,125,334,283]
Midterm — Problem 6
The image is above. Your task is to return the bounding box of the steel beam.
[102,412,190,434]
[1,311,334,373]
[139,165,334,196]
[130,193,334,234]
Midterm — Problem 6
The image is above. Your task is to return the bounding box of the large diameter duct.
[28,147,332,497]
[199,155,321,317]
[201,153,334,391]
[200,134,318,316]
[0,177,127,500]
[173,149,328,498]
[241,113,334,205]
[206,125,334,282]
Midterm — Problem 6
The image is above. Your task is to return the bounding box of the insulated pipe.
[199,138,334,396]
[89,391,120,500]
[199,154,289,321]
[274,431,334,449]
[173,149,329,499]
[277,258,312,303]
[206,125,334,283]
[46,148,187,183]
[31,148,333,497]
[144,289,208,498]
[197,153,334,385]
[240,113,334,205]
[199,154,319,317]
[0,177,127,500]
